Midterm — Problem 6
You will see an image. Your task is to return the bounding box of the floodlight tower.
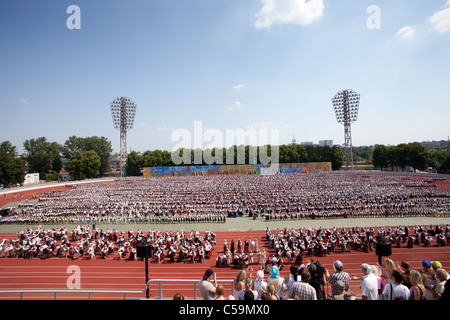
[110,97,137,177]
[332,89,360,170]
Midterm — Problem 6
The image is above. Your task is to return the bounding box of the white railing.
[0,279,234,300]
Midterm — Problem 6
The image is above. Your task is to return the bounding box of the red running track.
[1,229,449,300]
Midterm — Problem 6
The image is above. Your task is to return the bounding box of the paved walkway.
[1,216,449,233]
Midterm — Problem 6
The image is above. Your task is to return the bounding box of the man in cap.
[326,260,350,297]
[199,269,217,300]
[332,281,346,300]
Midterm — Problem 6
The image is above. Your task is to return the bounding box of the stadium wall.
[142,162,331,177]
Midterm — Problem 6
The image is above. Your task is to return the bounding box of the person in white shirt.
[355,263,379,300]
[382,270,410,300]
[254,270,267,300]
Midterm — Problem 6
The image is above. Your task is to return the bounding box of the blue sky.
[1,0,449,154]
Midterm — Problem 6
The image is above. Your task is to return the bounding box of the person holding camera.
[308,260,326,299]
[199,269,217,300]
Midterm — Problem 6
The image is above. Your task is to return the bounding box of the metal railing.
[0,279,234,300]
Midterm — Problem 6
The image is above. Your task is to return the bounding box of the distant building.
[319,140,334,147]
[301,142,314,146]
[289,135,297,146]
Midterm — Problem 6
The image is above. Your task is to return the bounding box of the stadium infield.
[1,225,449,300]
[0,174,449,300]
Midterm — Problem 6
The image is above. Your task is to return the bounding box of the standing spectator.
[439,277,450,301]
[354,263,378,300]
[198,269,217,300]
[287,270,317,300]
[398,261,412,288]
[409,270,426,300]
[266,284,280,300]
[254,270,267,300]
[426,269,448,300]
[370,264,385,298]
[326,260,350,297]
[332,281,346,300]
[215,285,225,300]
[382,258,396,285]
[233,270,246,299]
[382,270,410,300]
[286,265,300,294]
[238,276,258,300]
[266,265,286,299]
[244,290,255,300]
[308,261,326,300]
[173,293,187,300]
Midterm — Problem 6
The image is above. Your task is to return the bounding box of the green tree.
[329,146,344,170]
[304,145,319,162]
[126,151,142,176]
[386,145,398,170]
[406,142,430,172]
[66,150,101,180]
[23,137,63,179]
[0,141,27,186]
[295,144,308,162]
[373,144,389,170]
[279,144,300,163]
[439,149,450,172]
[63,136,112,176]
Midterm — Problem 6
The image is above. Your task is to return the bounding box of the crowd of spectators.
[1,172,448,225]
[191,224,449,301]
[195,257,449,301]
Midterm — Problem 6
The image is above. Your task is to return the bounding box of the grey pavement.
[1,216,449,233]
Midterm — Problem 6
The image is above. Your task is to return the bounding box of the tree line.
[0,136,112,186]
[372,142,450,172]
[1,137,448,187]
[126,144,345,176]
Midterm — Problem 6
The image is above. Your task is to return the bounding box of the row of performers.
[116,240,216,263]
[215,250,268,268]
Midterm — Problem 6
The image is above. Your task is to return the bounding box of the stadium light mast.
[332,89,360,170]
[110,97,137,177]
